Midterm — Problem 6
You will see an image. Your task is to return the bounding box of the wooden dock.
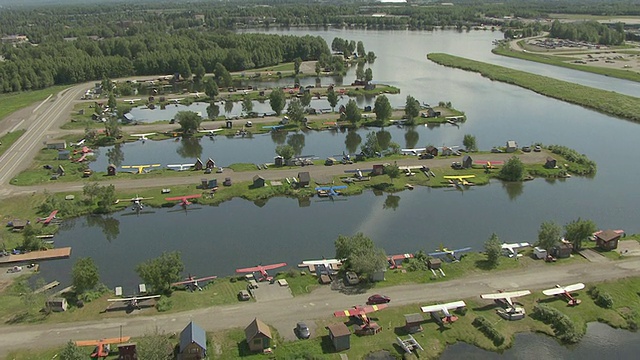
[0,247,71,264]
[34,281,60,294]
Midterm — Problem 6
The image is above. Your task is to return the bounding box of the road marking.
[32,94,53,113]
[9,120,25,133]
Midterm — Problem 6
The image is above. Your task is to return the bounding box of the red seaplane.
[387,253,414,269]
[334,304,388,335]
[36,210,59,225]
[543,283,585,306]
[165,194,202,207]
[75,337,131,359]
[171,274,218,291]
[236,262,287,282]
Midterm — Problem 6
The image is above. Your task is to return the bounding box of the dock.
[34,281,60,294]
[0,247,71,264]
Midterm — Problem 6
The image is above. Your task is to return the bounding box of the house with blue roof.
[179,321,207,360]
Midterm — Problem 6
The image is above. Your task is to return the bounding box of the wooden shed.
[58,150,70,160]
[117,343,137,360]
[297,172,310,187]
[107,164,117,176]
[205,158,216,169]
[327,323,351,351]
[46,140,66,150]
[544,157,557,169]
[179,321,207,360]
[404,313,424,333]
[245,318,272,352]
[372,164,384,175]
[45,298,68,312]
[252,175,265,188]
[462,155,473,169]
[427,258,442,270]
[274,156,284,167]
[506,140,518,153]
[194,158,204,171]
[9,219,28,230]
[596,229,622,251]
[425,146,438,157]
[551,241,573,258]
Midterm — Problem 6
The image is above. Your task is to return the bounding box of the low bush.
[156,296,173,312]
[532,304,583,343]
[472,316,505,346]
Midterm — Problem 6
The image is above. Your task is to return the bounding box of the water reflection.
[502,181,524,201]
[270,130,287,144]
[287,133,306,156]
[345,130,362,154]
[206,102,220,120]
[106,143,125,167]
[404,128,420,149]
[383,194,400,211]
[176,137,203,159]
[86,215,121,243]
[376,129,392,150]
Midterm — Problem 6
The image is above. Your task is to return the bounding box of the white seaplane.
[542,283,585,306]
[480,290,531,320]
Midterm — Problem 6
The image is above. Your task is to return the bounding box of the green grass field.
[0,130,25,157]
[0,85,70,121]
[427,53,640,123]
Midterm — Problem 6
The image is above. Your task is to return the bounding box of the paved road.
[0,256,639,356]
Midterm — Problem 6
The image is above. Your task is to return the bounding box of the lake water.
[34,28,640,356]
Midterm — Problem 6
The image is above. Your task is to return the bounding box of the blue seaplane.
[315,185,347,199]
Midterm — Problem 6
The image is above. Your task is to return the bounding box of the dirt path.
[1,255,639,356]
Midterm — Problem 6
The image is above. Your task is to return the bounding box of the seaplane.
[428,246,472,262]
[166,163,195,171]
[344,168,373,180]
[315,185,347,198]
[107,294,161,310]
[299,258,342,273]
[170,98,184,104]
[199,128,224,136]
[262,124,284,132]
[165,194,202,207]
[75,337,131,359]
[474,160,504,170]
[443,174,475,190]
[122,98,141,104]
[439,145,461,156]
[130,132,156,142]
[420,301,467,324]
[388,253,414,269]
[236,262,287,282]
[171,274,218,292]
[36,210,59,225]
[116,195,153,211]
[71,138,86,147]
[401,147,426,156]
[121,164,161,174]
[501,242,531,258]
[480,290,531,320]
[334,304,388,334]
[542,283,585,306]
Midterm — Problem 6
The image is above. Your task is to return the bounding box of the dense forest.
[549,20,626,45]
[0,0,636,93]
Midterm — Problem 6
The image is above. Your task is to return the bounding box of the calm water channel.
[39,28,640,357]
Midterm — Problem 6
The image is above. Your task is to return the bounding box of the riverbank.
[427,53,640,123]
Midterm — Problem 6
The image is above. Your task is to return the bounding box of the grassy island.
[427,53,640,123]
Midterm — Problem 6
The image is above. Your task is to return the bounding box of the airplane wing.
[236,265,264,273]
[334,304,387,317]
[195,275,218,282]
[563,283,585,292]
[131,133,156,137]
[108,297,134,302]
[136,295,161,300]
[453,247,473,254]
[261,262,287,270]
[315,187,331,191]
[443,175,476,180]
[75,337,131,347]
[543,283,584,296]
[165,194,201,201]
[171,279,195,286]
[332,185,348,190]
[421,300,466,313]
[428,251,449,257]
[481,290,531,300]
[302,259,341,266]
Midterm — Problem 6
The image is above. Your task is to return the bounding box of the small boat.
[405,184,414,190]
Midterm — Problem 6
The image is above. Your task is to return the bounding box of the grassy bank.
[0,85,70,122]
[427,53,640,123]
[0,130,25,157]
[492,44,640,83]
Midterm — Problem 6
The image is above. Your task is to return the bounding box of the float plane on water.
[542,283,585,306]
[36,210,59,225]
[166,163,195,171]
[480,290,531,320]
[443,174,475,188]
[75,337,131,359]
[123,98,142,104]
[199,128,224,136]
[501,242,530,258]
[388,253,414,269]
[116,195,153,211]
[130,133,156,142]
[236,262,287,282]
[315,185,347,198]
[420,301,467,324]
[171,274,218,292]
[165,194,202,207]
[121,164,161,174]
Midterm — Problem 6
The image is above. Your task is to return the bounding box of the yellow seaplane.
[443,174,475,189]
[121,164,161,174]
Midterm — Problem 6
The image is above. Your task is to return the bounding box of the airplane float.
[334,304,388,334]
[166,163,195,171]
[420,300,467,324]
[122,98,142,104]
[388,253,414,269]
[428,246,472,262]
[542,283,585,306]
[315,185,347,198]
[171,274,218,292]
[236,262,287,282]
[36,210,59,225]
[107,294,161,310]
[130,132,156,142]
[501,242,531,258]
[165,194,202,207]
[443,174,476,188]
[75,337,131,359]
[121,164,161,174]
[480,290,531,320]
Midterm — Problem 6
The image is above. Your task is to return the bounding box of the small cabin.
[45,298,68,312]
[425,146,439,157]
[46,140,66,150]
[194,158,204,171]
[223,177,232,186]
[205,158,216,169]
[325,157,337,166]
[544,157,557,169]
[252,175,265,188]
[373,164,384,176]
[427,258,442,270]
[404,313,424,333]
[8,219,27,230]
[226,120,233,128]
[327,323,351,351]
[179,321,207,360]
[58,150,70,160]
[462,155,473,169]
[245,318,272,352]
[297,172,310,187]
[596,230,622,251]
[107,164,117,176]
[274,156,284,167]
[117,343,137,360]
[506,140,518,153]
[551,241,573,258]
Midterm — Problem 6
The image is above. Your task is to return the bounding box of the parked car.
[367,294,391,305]
[522,146,531,153]
[419,153,434,160]
[345,271,360,285]
[491,147,504,153]
[245,121,253,127]
[294,322,311,339]
[237,290,251,301]
[534,145,542,152]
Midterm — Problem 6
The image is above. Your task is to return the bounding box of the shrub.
[595,292,614,309]
[532,304,583,343]
[472,316,505,346]
[156,297,173,312]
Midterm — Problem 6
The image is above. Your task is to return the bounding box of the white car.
[245,121,253,127]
